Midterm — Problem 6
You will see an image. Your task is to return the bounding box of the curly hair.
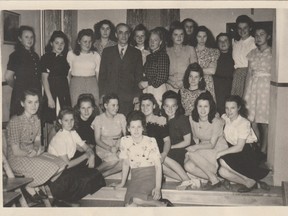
[161,90,185,118]
[149,27,167,50]
[167,21,185,47]
[93,19,117,41]
[191,91,217,123]
[139,93,160,116]
[235,15,254,41]
[183,63,206,90]
[126,110,147,134]
[130,23,149,49]
[74,93,100,120]
[225,95,248,118]
[15,25,36,51]
[195,25,217,48]
[73,29,95,56]
[45,30,69,57]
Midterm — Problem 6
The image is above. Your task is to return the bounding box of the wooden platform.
[81,179,283,206]
[3,177,33,192]
[3,192,21,207]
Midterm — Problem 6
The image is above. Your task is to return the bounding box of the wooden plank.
[282,181,288,206]
[3,178,33,192]
[3,192,21,206]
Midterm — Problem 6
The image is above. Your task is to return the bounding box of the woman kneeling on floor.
[48,107,106,205]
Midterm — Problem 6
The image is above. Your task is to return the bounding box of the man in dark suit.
[99,23,143,115]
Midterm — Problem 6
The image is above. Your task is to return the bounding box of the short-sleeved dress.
[220,114,269,180]
[167,115,192,168]
[166,45,198,92]
[195,47,220,102]
[40,52,71,123]
[92,113,126,162]
[179,88,207,116]
[7,46,41,117]
[146,115,169,153]
[244,47,272,124]
[119,135,161,205]
[7,114,66,187]
[67,50,101,106]
[189,116,228,171]
[48,129,106,202]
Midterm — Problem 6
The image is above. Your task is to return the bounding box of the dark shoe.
[237,183,257,193]
[159,198,174,207]
[22,188,43,206]
[202,181,221,191]
[36,189,48,199]
[222,180,232,191]
[257,181,270,191]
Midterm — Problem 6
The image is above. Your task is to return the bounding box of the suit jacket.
[99,45,143,101]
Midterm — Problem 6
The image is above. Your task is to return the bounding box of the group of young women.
[5,14,272,207]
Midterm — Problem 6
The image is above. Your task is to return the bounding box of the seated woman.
[179,63,207,116]
[161,90,195,190]
[216,95,270,192]
[6,89,66,204]
[92,93,126,177]
[48,107,105,205]
[185,92,228,189]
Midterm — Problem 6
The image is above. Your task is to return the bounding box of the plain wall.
[1,10,41,122]
[180,8,275,40]
[77,9,126,32]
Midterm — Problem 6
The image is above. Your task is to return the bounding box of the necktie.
[120,48,124,59]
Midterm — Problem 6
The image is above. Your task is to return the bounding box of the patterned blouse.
[143,47,170,88]
[7,114,41,159]
[180,88,206,116]
[93,39,117,56]
[119,135,161,169]
[196,47,220,69]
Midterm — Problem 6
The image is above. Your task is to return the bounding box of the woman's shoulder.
[212,116,224,126]
[148,115,167,127]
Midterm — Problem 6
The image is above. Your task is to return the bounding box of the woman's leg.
[162,164,182,181]
[219,159,256,188]
[100,160,122,178]
[163,157,190,181]
[184,160,208,180]
[259,123,269,154]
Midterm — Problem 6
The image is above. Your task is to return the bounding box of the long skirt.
[8,152,67,187]
[49,151,106,202]
[219,143,269,180]
[70,76,99,107]
[231,67,248,97]
[124,166,156,205]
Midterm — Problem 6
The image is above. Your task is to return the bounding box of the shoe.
[176,179,199,190]
[222,180,232,191]
[202,181,221,191]
[237,183,257,193]
[36,189,48,199]
[257,181,270,191]
[22,188,43,205]
[159,198,174,207]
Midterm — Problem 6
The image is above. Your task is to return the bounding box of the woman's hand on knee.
[152,188,161,200]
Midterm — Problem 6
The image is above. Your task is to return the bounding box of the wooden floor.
[80,178,283,207]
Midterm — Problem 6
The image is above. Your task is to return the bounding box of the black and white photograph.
[1,1,288,215]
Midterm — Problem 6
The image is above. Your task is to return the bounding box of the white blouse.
[232,36,256,69]
[222,114,257,145]
[48,129,86,159]
[67,50,101,78]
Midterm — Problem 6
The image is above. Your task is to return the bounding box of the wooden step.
[82,179,283,206]
[3,177,33,192]
[3,191,21,206]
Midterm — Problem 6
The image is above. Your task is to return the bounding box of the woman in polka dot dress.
[244,25,272,155]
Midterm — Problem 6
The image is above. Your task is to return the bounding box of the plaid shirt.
[143,47,170,88]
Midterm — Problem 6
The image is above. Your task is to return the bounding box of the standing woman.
[5,26,41,117]
[67,29,101,106]
[244,25,272,156]
[181,18,198,47]
[217,96,269,192]
[6,89,66,202]
[139,27,170,106]
[231,15,256,97]
[131,24,150,65]
[166,21,198,93]
[41,30,71,125]
[213,33,234,115]
[93,19,117,56]
[195,26,220,102]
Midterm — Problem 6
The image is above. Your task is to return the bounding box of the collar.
[118,44,128,53]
